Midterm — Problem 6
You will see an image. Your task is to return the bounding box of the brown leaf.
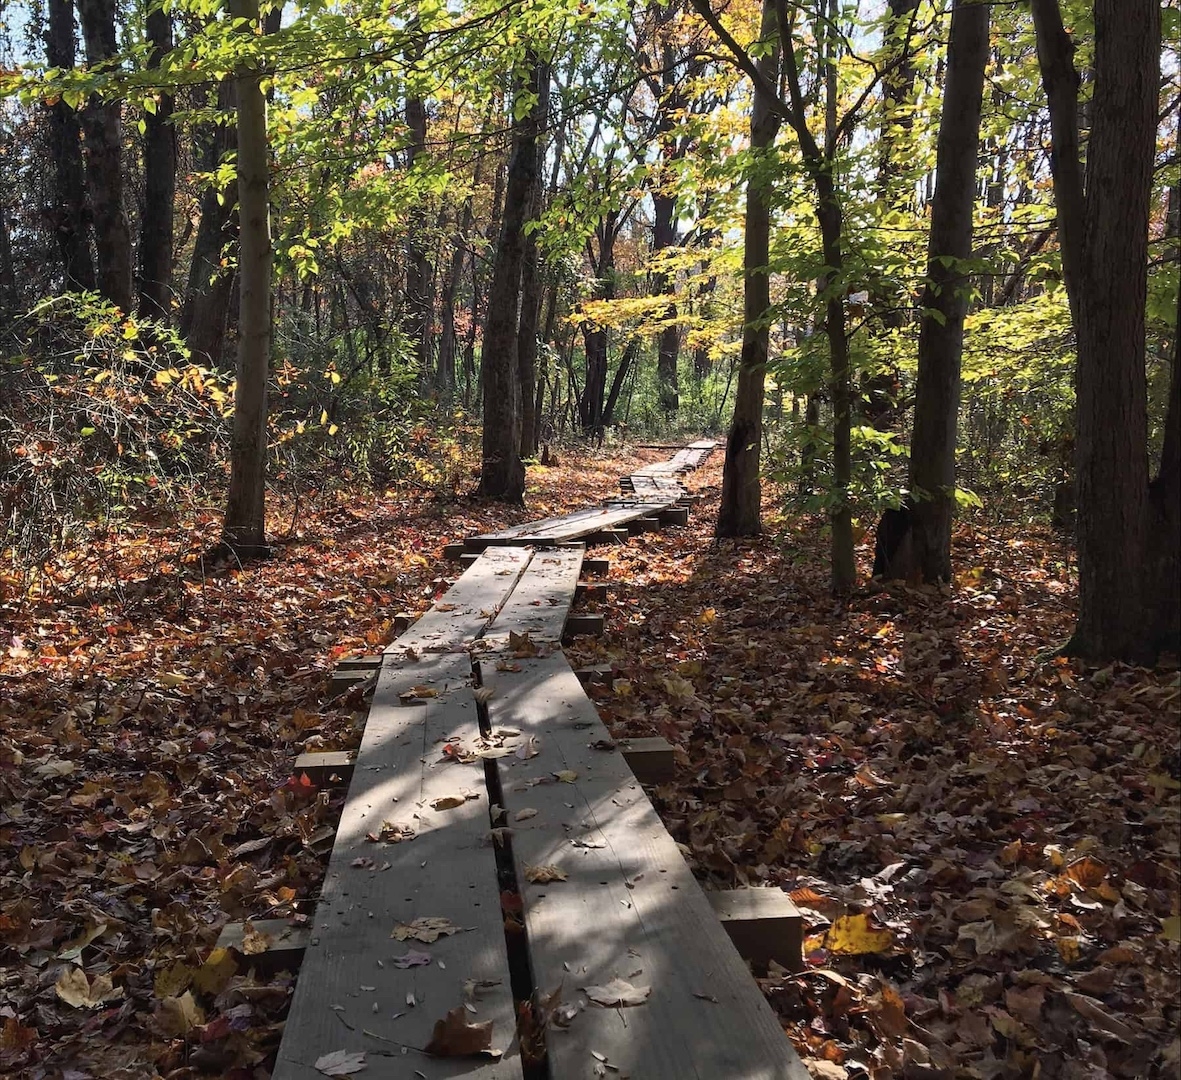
[424,1006,498,1058]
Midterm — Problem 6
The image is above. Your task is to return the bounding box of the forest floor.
[0,444,1178,1080]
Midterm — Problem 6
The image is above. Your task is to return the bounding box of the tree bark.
[77,0,133,313]
[180,80,237,368]
[1034,0,1166,661]
[517,77,550,458]
[221,0,272,555]
[579,210,620,433]
[717,0,779,538]
[479,60,548,502]
[45,0,95,292]
[137,5,175,321]
[403,78,434,379]
[903,0,988,583]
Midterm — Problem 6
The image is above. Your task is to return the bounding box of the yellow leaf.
[1161,915,1181,943]
[153,961,193,999]
[328,424,339,436]
[320,409,329,425]
[697,608,716,624]
[431,796,466,811]
[192,947,237,995]
[154,369,174,387]
[824,914,895,956]
[158,672,186,687]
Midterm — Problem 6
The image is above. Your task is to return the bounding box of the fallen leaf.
[583,978,651,1007]
[424,1006,498,1057]
[54,967,123,1009]
[392,917,463,943]
[525,864,567,883]
[431,796,466,811]
[824,914,895,956]
[315,1049,368,1075]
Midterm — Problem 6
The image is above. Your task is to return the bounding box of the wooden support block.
[335,655,380,671]
[582,557,610,576]
[442,541,466,562]
[562,612,605,642]
[393,611,417,635]
[215,919,310,976]
[705,888,805,975]
[574,664,617,687]
[627,516,661,535]
[459,552,479,567]
[576,580,608,602]
[586,528,629,546]
[619,736,675,785]
[293,750,356,786]
[658,505,691,527]
[327,670,373,699]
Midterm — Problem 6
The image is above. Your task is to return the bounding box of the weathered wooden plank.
[479,655,810,1080]
[482,546,583,648]
[561,613,604,642]
[617,735,675,785]
[706,888,805,975]
[383,546,533,656]
[274,654,522,1080]
[216,918,310,976]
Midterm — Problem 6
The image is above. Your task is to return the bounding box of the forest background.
[0,0,1179,1076]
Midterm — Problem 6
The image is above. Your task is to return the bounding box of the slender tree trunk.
[904,0,989,583]
[137,5,176,321]
[77,0,133,313]
[602,339,638,428]
[45,0,95,292]
[479,60,548,502]
[653,189,680,418]
[579,212,619,432]
[517,76,550,458]
[404,75,434,379]
[0,205,17,315]
[717,0,779,537]
[180,80,237,368]
[1034,0,1167,661]
[221,0,272,555]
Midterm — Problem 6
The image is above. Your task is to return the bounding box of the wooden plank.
[482,546,583,648]
[383,546,532,656]
[618,736,675,785]
[273,654,523,1080]
[706,889,805,976]
[216,919,310,977]
[478,654,810,1080]
[509,502,677,546]
[294,750,356,786]
[561,613,604,642]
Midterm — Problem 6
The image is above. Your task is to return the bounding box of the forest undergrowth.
[0,445,1178,1079]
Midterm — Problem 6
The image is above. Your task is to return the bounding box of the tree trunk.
[221,0,272,555]
[180,80,237,368]
[1034,0,1165,661]
[579,210,619,433]
[404,82,434,379]
[137,5,176,321]
[602,339,638,428]
[717,0,779,537]
[653,190,680,417]
[77,0,133,313]
[902,0,988,583]
[517,76,550,458]
[479,60,548,502]
[45,0,95,292]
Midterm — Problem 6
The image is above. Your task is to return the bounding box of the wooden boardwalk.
[266,441,807,1079]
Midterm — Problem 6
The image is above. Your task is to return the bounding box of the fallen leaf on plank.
[391,917,463,943]
[583,978,651,1007]
[314,1049,367,1075]
[525,865,567,883]
[424,1006,500,1058]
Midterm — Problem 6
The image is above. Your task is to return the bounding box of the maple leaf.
[54,967,124,1009]
[583,978,651,1007]
[314,1049,367,1075]
[424,1006,498,1058]
[391,917,463,943]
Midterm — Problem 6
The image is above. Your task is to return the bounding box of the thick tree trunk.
[903,0,988,583]
[180,80,237,368]
[137,6,176,321]
[653,190,680,417]
[479,60,548,502]
[717,0,779,538]
[77,0,133,313]
[45,0,95,292]
[1034,0,1164,661]
[221,0,272,555]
